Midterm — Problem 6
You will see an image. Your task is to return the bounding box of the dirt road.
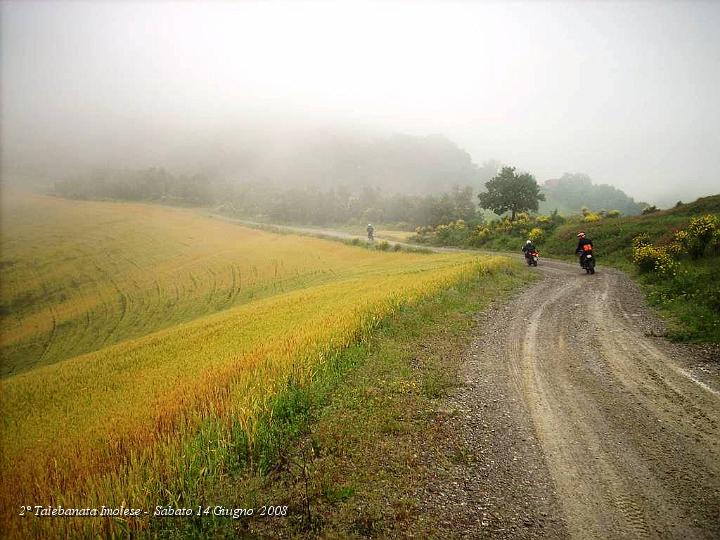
[218,218,720,538]
[522,261,720,538]
[438,258,720,539]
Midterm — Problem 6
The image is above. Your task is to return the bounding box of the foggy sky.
[2,0,719,204]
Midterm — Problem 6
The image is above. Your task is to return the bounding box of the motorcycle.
[525,250,539,267]
[580,250,596,274]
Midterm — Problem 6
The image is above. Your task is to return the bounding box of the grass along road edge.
[152,259,537,538]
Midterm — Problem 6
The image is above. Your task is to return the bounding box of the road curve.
[507,259,720,539]
[213,216,720,537]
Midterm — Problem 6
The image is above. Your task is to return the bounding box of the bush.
[632,244,676,276]
[535,215,554,229]
[687,214,718,257]
[469,226,491,246]
[687,214,718,238]
[632,233,652,249]
[583,212,601,223]
[528,227,544,242]
[607,210,622,218]
[713,228,720,254]
[674,214,718,259]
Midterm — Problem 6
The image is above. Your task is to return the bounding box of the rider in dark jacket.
[522,239,537,256]
[575,232,593,266]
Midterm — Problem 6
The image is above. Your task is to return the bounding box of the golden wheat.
[0,192,513,537]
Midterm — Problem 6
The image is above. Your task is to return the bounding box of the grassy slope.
[0,193,435,376]
[486,195,720,342]
[544,196,720,342]
[541,195,720,264]
[153,259,536,538]
[1,191,516,537]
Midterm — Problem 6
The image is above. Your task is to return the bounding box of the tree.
[449,185,478,222]
[541,172,643,216]
[478,167,545,220]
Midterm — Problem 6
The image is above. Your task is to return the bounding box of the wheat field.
[0,192,513,536]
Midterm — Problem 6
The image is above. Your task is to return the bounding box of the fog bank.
[2,1,719,205]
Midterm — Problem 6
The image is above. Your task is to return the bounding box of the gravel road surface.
[216,218,720,538]
[417,258,720,539]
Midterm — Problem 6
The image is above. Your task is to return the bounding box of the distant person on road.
[575,231,593,266]
[367,223,375,241]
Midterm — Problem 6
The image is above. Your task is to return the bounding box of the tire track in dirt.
[507,260,720,539]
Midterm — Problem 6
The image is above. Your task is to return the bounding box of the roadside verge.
[154,258,537,538]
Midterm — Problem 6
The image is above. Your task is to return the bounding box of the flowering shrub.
[713,228,720,254]
[673,214,719,258]
[632,233,652,249]
[687,214,718,240]
[468,226,491,247]
[453,220,467,230]
[412,210,567,247]
[632,244,676,275]
[583,212,601,223]
[528,227,544,242]
[473,226,491,240]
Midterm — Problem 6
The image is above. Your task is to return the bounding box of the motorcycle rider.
[522,239,537,261]
[575,231,593,267]
[366,223,375,241]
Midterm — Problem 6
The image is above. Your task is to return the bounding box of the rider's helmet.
[368,223,372,227]
[577,231,586,238]
[526,240,532,244]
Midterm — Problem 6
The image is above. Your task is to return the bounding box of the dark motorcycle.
[525,250,539,267]
[580,250,596,274]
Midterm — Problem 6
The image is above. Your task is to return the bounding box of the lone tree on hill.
[478,166,545,220]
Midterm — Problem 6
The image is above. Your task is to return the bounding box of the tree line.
[54,168,480,228]
[55,165,639,228]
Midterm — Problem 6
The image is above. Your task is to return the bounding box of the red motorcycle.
[525,250,539,267]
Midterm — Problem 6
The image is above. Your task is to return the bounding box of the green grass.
[539,196,720,342]
[641,258,720,342]
[150,259,535,538]
[411,194,720,343]
[541,195,720,263]
[0,191,515,538]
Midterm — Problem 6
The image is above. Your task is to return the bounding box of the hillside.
[0,191,527,537]
[413,194,720,342]
[53,132,485,203]
[540,173,645,216]
[542,194,720,262]
[2,192,451,376]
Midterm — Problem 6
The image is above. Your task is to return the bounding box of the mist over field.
[1,0,719,205]
[3,3,720,537]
